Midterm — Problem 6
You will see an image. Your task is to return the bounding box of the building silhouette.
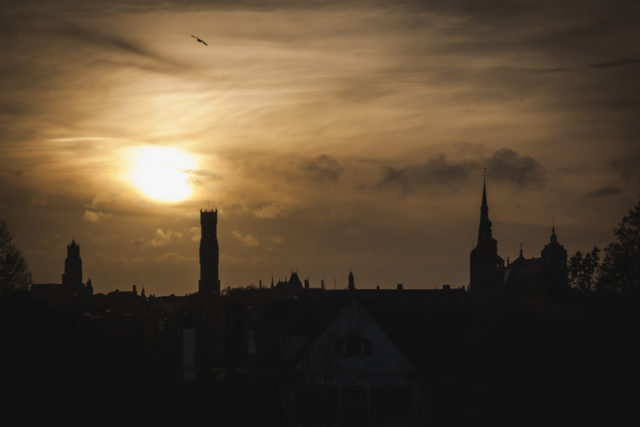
[62,239,82,294]
[505,225,569,292]
[469,176,505,296]
[31,238,92,298]
[470,175,569,297]
[199,209,220,295]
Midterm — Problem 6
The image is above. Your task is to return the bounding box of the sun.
[128,146,197,203]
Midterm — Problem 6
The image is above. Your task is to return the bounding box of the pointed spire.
[550,217,558,243]
[481,168,488,210]
[519,243,523,258]
[477,169,493,245]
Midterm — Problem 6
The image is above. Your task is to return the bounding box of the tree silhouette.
[569,247,600,292]
[597,196,640,294]
[0,219,31,293]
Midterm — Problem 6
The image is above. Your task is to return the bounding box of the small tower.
[62,239,83,295]
[541,222,568,289]
[348,271,355,290]
[469,173,505,296]
[199,209,220,296]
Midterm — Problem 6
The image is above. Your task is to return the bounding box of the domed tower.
[348,271,355,290]
[62,239,83,295]
[469,175,504,296]
[541,223,568,289]
[199,209,220,295]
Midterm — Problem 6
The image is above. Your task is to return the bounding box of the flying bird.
[191,35,208,46]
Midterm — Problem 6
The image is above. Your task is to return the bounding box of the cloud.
[252,203,290,219]
[154,252,191,264]
[588,58,640,69]
[59,23,186,74]
[83,209,112,223]
[379,154,478,193]
[378,149,546,192]
[186,169,223,186]
[610,158,640,182]
[232,230,260,247]
[587,186,622,198]
[485,149,546,188]
[300,155,343,182]
[190,226,201,242]
[150,229,183,247]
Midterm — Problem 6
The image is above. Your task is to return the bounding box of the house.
[286,298,426,426]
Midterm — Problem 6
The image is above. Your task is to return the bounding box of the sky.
[1,0,639,295]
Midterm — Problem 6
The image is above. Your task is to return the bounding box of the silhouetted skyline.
[1,1,639,295]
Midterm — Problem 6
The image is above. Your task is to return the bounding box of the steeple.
[519,243,524,259]
[477,170,493,245]
[550,218,558,244]
[469,171,505,297]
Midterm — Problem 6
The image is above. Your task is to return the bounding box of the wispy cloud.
[232,230,260,247]
[587,186,622,198]
[84,209,112,223]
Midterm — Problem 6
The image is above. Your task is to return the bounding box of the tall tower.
[348,271,355,290]
[199,209,220,295]
[62,239,83,294]
[469,175,504,296]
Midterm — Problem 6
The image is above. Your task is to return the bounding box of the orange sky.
[1,1,639,295]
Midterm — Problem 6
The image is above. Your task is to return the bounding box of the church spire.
[477,170,493,245]
[550,217,558,243]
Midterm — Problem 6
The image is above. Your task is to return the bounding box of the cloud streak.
[378,149,545,193]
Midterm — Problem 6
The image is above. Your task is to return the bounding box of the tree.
[597,196,640,294]
[0,219,31,293]
[569,247,600,292]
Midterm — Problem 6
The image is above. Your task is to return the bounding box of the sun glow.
[128,146,197,203]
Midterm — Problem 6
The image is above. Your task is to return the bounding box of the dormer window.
[336,330,372,357]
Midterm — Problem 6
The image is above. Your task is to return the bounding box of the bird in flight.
[191,35,208,46]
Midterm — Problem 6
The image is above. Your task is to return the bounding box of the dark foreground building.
[5,196,637,425]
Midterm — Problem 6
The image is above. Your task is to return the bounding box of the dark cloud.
[59,24,186,74]
[588,58,640,69]
[587,186,622,198]
[610,158,640,182]
[378,149,546,193]
[485,149,545,188]
[379,155,479,193]
[300,155,343,183]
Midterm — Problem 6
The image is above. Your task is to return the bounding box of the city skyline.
[1,1,639,295]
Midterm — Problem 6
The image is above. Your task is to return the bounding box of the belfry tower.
[469,174,504,296]
[199,209,220,295]
[62,239,83,294]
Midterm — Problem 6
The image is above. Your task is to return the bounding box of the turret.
[541,223,568,289]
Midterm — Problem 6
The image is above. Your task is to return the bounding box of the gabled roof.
[294,298,414,383]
